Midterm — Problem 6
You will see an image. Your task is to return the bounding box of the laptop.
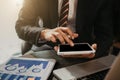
[53,55,116,80]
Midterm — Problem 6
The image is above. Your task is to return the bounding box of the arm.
[105,53,120,80]
[15,0,45,46]
[94,0,113,57]
[15,0,77,47]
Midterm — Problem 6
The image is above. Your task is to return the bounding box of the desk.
[21,50,89,69]
[21,50,90,80]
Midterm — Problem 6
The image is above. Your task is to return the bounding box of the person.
[105,52,120,80]
[15,0,113,67]
[111,0,120,56]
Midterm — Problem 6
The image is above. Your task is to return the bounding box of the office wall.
[0,0,23,64]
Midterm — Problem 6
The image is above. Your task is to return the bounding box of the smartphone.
[57,43,95,55]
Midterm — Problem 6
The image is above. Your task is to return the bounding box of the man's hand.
[54,43,97,59]
[40,27,78,46]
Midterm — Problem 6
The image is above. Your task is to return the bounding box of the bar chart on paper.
[0,57,56,80]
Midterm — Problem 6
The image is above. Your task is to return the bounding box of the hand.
[54,43,97,59]
[40,27,78,46]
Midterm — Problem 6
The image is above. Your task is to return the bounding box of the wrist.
[40,29,50,40]
[38,29,49,44]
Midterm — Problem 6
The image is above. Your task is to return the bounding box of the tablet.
[57,43,95,55]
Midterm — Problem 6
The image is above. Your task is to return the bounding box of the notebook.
[53,55,115,80]
[0,57,56,80]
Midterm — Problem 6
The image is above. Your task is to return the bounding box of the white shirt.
[58,0,78,32]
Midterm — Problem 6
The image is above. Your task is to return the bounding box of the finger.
[53,32,65,44]
[63,35,74,46]
[60,27,74,39]
[61,53,95,58]
[61,53,84,58]
[87,53,95,58]
[54,46,59,52]
[57,29,74,46]
[61,54,83,58]
[92,43,97,50]
[73,33,79,38]
[80,53,95,58]
[49,35,56,43]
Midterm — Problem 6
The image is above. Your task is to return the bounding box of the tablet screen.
[59,43,92,52]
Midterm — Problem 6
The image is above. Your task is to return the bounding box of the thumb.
[92,43,97,50]
[54,46,59,52]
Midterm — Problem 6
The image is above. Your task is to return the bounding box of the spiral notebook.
[0,57,56,80]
